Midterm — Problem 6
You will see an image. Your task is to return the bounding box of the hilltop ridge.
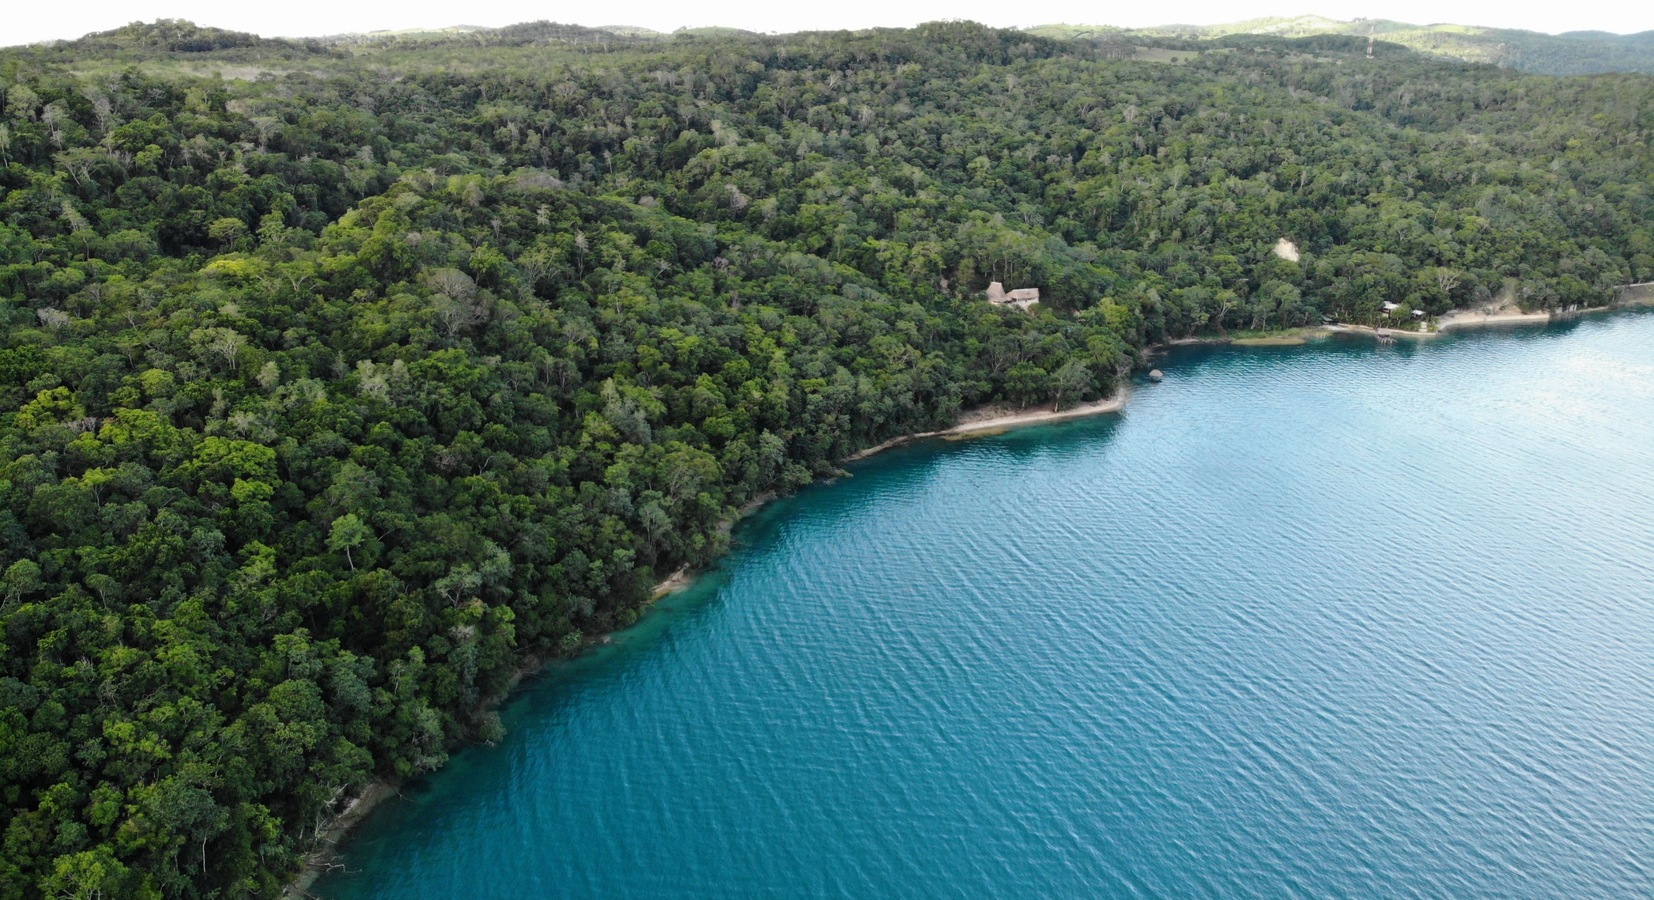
[19,16,1654,76]
[1027,16,1654,75]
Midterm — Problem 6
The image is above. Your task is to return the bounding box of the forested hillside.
[1031,16,1654,76]
[1,20,1651,897]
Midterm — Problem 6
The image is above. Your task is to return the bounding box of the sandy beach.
[1433,291,1653,331]
[651,565,694,598]
[945,392,1131,434]
[846,388,1130,462]
[1436,310,1553,330]
[1324,322,1439,339]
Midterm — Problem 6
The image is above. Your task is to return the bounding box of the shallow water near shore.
[318,313,1654,898]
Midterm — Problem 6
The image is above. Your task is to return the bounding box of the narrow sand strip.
[945,391,1131,435]
[1437,311,1552,331]
[651,566,693,598]
[846,388,1130,461]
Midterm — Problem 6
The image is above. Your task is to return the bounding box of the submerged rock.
[1148,369,1164,382]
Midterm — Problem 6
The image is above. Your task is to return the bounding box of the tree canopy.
[1,19,1651,897]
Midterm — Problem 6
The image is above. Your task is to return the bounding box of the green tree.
[327,514,371,571]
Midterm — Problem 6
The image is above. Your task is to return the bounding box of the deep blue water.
[319,314,1654,898]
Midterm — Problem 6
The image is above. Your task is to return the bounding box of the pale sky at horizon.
[2,0,1649,48]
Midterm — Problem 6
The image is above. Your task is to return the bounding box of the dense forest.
[1,19,1651,897]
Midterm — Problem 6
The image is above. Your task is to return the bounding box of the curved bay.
[320,313,1654,898]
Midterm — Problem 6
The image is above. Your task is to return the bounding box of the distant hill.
[37,17,1648,75]
[59,19,270,53]
[299,21,775,51]
[299,21,757,49]
[1027,17,1654,75]
[309,20,671,48]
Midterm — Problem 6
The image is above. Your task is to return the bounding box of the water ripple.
[321,313,1654,899]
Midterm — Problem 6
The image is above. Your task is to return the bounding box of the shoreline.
[291,289,1653,894]
[1164,326,1329,347]
[650,389,1132,597]
[285,780,399,897]
[1168,291,1654,348]
[651,565,694,598]
[1401,289,1652,336]
[608,286,1654,602]
[948,393,1132,435]
[1326,322,1438,339]
[1437,312,1549,330]
[844,388,1132,463]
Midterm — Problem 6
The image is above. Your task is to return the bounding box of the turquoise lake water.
[318,313,1654,898]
